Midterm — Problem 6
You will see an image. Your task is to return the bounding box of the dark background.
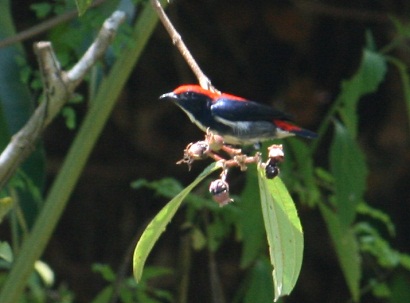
[9,0,410,302]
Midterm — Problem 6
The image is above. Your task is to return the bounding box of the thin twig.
[0,10,126,190]
[0,0,106,49]
[150,0,219,93]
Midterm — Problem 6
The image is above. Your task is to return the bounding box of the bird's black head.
[160,85,214,130]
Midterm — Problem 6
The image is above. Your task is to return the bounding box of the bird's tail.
[274,120,318,139]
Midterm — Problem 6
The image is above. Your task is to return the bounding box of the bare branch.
[150,0,219,93]
[0,10,126,189]
[0,0,107,49]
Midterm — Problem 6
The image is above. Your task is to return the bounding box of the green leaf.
[330,121,367,225]
[34,260,54,287]
[75,0,93,16]
[243,258,274,303]
[284,139,320,207]
[238,166,265,268]
[357,202,395,237]
[131,178,183,199]
[337,49,387,137]
[90,286,114,303]
[320,202,361,301]
[30,3,52,18]
[133,163,219,283]
[356,222,400,269]
[62,107,77,130]
[257,167,304,301]
[0,197,13,223]
[0,241,13,263]
[92,263,116,282]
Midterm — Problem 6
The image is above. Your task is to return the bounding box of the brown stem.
[150,0,219,93]
[0,0,106,49]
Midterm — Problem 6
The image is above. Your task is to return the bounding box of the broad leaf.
[133,163,219,282]
[320,202,361,302]
[257,167,303,301]
[330,121,367,226]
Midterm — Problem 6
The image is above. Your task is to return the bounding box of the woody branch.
[0,10,126,189]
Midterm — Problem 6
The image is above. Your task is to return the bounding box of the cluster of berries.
[177,131,284,206]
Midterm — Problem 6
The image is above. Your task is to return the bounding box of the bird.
[160,84,317,146]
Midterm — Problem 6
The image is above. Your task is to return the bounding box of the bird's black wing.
[210,98,293,122]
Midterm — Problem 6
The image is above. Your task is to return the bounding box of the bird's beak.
[159,92,177,101]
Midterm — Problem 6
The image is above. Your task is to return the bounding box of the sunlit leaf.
[330,121,367,226]
[0,241,13,263]
[320,202,361,302]
[0,197,13,223]
[34,260,54,287]
[257,167,303,301]
[133,163,219,283]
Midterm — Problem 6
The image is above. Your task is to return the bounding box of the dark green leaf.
[330,121,367,225]
[238,166,265,268]
[75,0,93,16]
[243,258,274,303]
[357,202,395,237]
[90,286,113,303]
[133,163,219,283]
[92,264,116,282]
[356,222,400,269]
[337,49,387,137]
[320,202,361,301]
[30,3,52,18]
[131,178,183,199]
[257,167,303,301]
[284,139,320,207]
[390,273,410,303]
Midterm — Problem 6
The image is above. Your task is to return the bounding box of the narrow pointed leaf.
[319,201,361,301]
[133,163,219,282]
[257,167,303,301]
[330,121,367,226]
